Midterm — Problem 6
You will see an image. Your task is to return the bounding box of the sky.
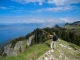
[0,0,80,26]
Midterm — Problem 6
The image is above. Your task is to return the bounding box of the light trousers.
[50,41,56,49]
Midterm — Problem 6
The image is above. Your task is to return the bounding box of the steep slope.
[3,40,27,56]
[1,39,80,60]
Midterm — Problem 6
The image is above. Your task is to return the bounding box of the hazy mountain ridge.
[65,21,80,26]
[62,21,80,35]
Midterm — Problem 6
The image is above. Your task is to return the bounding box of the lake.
[0,23,44,42]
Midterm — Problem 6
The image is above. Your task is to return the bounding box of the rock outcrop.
[3,41,26,56]
[3,35,34,56]
[27,35,34,46]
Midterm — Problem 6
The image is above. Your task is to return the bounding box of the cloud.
[0,6,18,10]
[45,6,74,12]
[0,6,7,10]
[30,6,75,13]
[23,18,61,27]
[39,2,43,5]
[48,0,66,6]
[0,15,80,27]
[48,0,80,6]
[0,15,60,24]
[23,19,45,23]
[0,6,24,12]
[12,0,45,5]
[60,18,73,23]
[11,0,80,12]
[11,0,80,6]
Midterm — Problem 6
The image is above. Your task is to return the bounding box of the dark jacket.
[53,35,58,41]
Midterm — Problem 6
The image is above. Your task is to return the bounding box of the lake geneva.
[0,23,43,42]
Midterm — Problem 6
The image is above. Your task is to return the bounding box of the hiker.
[50,32,58,49]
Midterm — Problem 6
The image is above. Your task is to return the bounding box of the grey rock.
[4,41,26,56]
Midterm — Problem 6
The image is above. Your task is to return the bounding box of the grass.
[69,43,80,50]
[51,39,80,60]
[1,39,80,60]
[1,40,50,60]
[61,25,80,34]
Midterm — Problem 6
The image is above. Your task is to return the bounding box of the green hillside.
[1,39,80,60]
[62,25,80,34]
[62,21,80,34]
[64,21,80,26]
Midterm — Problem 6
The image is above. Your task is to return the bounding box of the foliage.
[0,49,4,56]
[2,53,7,57]
[10,36,26,48]
[43,27,80,46]
[9,28,49,48]
[0,49,7,57]
[31,28,49,45]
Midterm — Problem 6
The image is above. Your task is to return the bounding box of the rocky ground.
[37,39,80,60]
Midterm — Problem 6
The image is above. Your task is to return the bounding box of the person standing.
[50,32,58,49]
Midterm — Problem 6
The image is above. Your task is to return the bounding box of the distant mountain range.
[65,21,80,26]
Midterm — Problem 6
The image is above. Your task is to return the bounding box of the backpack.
[53,35,58,41]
